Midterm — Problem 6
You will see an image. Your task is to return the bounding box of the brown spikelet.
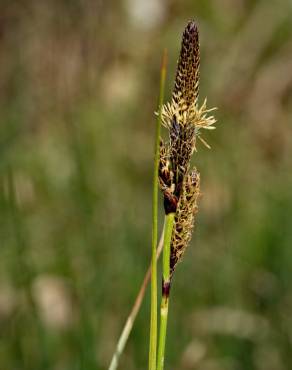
[170,169,200,277]
[172,21,200,108]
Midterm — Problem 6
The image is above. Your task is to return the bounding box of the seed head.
[158,21,217,277]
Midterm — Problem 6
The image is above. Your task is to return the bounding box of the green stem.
[157,212,175,370]
[108,229,165,370]
[149,49,167,370]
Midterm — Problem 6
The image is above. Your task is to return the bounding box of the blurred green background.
[1,0,292,369]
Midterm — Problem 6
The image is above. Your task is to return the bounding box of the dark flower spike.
[158,21,217,277]
[173,21,200,108]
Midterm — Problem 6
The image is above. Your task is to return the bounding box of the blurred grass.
[1,0,292,369]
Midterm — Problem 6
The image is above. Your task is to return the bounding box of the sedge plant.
[108,20,216,370]
[156,21,216,370]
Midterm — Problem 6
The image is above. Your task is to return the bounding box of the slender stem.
[149,49,167,370]
[157,212,175,370]
[108,229,165,370]
[157,296,169,370]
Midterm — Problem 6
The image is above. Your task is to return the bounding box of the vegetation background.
[1,0,292,369]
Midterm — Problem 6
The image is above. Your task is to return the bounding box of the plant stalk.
[157,212,175,370]
[148,49,167,370]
